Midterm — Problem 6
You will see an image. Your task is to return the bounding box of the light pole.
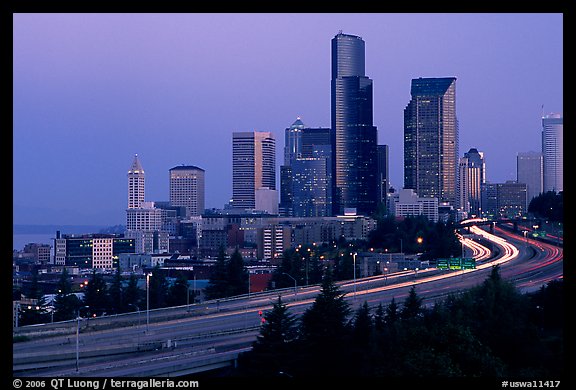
[352,252,357,300]
[146,272,151,333]
[282,273,297,297]
[523,230,528,245]
[75,305,89,372]
[127,303,141,347]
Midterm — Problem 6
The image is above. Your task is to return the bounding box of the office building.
[331,32,378,216]
[53,233,135,269]
[481,181,527,219]
[169,165,205,217]
[517,151,543,207]
[388,188,439,223]
[232,131,276,210]
[281,118,332,217]
[127,154,145,209]
[457,148,485,216]
[404,77,459,206]
[542,113,563,193]
[377,145,390,206]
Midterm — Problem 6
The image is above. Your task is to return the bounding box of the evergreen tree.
[167,272,190,307]
[108,266,124,314]
[374,302,385,332]
[26,269,43,300]
[385,297,400,325]
[401,285,423,321]
[352,301,373,347]
[53,268,81,321]
[123,273,141,311]
[149,266,169,309]
[237,296,299,376]
[255,296,298,350]
[83,270,109,316]
[300,268,351,343]
[204,247,229,300]
[306,254,324,285]
[226,248,248,297]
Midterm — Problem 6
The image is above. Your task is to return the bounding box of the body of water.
[13,233,56,251]
[13,224,111,251]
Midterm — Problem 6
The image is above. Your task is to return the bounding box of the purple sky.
[13,13,563,226]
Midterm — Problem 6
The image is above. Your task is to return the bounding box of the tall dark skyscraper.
[377,145,390,206]
[404,77,458,206]
[331,32,378,216]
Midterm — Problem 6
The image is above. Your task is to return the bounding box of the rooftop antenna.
[541,104,544,118]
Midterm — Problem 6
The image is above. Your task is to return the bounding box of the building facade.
[127,154,145,210]
[481,181,527,219]
[377,145,390,207]
[517,151,543,207]
[458,148,486,216]
[542,113,563,193]
[331,32,378,216]
[404,77,459,207]
[169,165,205,217]
[388,188,439,223]
[280,118,332,217]
[232,131,276,210]
[54,233,135,269]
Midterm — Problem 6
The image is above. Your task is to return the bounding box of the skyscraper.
[458,148,485,216]
[542,113,563,193]
[517,151,543,207]
[404,77,459,206]
[331,32,378,216]
[280,117,332,217]
[232,131,276,210]
[169,165,205,217]
[127,154,145,209]
[377,145,390,206]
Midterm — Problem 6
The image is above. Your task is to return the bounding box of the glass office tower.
[331,32,378,216]
[404,77,458,206]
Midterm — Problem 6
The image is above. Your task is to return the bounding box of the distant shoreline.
[13,224,112,235]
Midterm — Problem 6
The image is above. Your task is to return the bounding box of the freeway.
[13,224,562,377]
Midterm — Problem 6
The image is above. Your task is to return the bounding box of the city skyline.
[13,13,563,225]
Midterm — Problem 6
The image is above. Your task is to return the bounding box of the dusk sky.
[13,13,563,226]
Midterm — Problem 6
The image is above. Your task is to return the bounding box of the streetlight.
[146,272,152,333]
[127,303,141,348]
[282,273,297,297]
[76,305,89,372]
[352,252,357,300]
[523,230,528,244]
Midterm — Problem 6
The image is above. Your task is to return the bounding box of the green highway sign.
[437,258,449,269]
[436,257,476,270]
[449,257,462,270]
[462,257,476,269]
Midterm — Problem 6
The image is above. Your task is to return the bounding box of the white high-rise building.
[542,113,563,193]
[127,154,145,209]
[389,188,439,223]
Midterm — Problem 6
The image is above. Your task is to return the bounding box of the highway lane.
[14,224,562,377]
